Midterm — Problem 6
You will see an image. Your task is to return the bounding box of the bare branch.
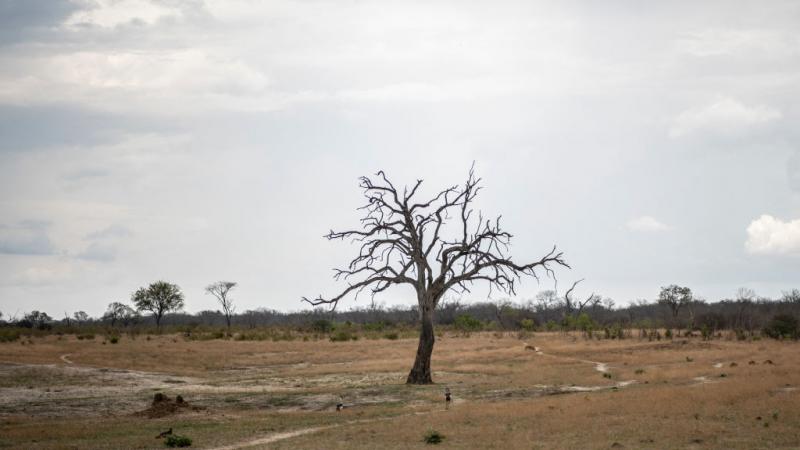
[303,166,569,313]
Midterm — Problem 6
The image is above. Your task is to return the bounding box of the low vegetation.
[423,429,444,444]
[1,331,798,449]
[164,434,192,448]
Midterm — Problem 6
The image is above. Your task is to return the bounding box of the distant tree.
[20,311,52,329]
[197,310,220,326]
[73,311,89,324]
[103,302,138,327]
[534,290,561,325]
[303,167,568,384]
[658,284,693,328]
[563,279,601,317]
[782,289,800,303]
[686,298,707,331]
[736,287,756,302]
[436,298,462,324]
[763,314,799,340]
[732,288,756,331]
[132,281,185,331]
[242,309,259,329]
[535,290,559,312]
[205,281,237,331]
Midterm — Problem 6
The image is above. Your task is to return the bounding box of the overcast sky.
[1,0,799,318]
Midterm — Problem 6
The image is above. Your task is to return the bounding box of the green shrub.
[311,319,334,333]
[211,330,225,339]
[604,323,624,340]
[363,321,387,332]
[519,318,535,331]
[164,434,192,447]
[763,314,799,340]
[0,328,21,342]
[271,331,296,341]
[516,329,533,340]
[701,324,712,341]
[423,429,444,444]
[545,320,558,331]
[454,314,482,334]
[108,335,120,344]
[330,329,357,342]
[76,333,95,340]
[664,328,673,339]
[576,313,595,333]
[383,331,399,340]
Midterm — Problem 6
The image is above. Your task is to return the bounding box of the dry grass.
[1,332,798,449]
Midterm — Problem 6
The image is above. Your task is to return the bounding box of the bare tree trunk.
[406,303,435,384]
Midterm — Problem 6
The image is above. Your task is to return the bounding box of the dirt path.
[60,353,74,364]
[208,411,434,450]
[209,425,335,450]
[532,347,610,373]
[208,347,637,450]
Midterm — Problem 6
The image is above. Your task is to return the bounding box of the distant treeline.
[3,287,800,340]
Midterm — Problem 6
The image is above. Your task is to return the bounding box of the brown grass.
[1,332,798,449]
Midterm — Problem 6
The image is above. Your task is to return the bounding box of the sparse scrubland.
[1,328,799,449]
[2,286,798,448]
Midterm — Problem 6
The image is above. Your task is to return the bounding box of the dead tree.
[563,279,600,317]
[303,167,569,384]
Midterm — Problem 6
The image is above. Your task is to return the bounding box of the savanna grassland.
[1,331,799,449]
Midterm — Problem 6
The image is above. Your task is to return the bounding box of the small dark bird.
[336,403,344,411]
[155,428,173,439]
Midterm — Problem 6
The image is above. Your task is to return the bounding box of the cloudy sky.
[1,0,799,318]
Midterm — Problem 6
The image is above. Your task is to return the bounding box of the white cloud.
[64,0,182,29]
[746,215,800,255]
[669,98,781,138]
[789,151,800,192]
[0,50,270,114]
[675,29,796,57]
[0,221,57,255]
[626,216,671,232]
[77,241,118,262]
[10,265,72,286]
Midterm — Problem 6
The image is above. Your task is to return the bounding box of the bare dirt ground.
[1,332,799,449]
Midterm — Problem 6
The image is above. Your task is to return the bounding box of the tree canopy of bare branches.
[303,167,569,384]
[563,279,601,317]
[206,281,237,331]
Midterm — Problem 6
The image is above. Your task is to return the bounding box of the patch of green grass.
[424,429,444,444]
[164,434,192,447]
[0,328,21,342]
